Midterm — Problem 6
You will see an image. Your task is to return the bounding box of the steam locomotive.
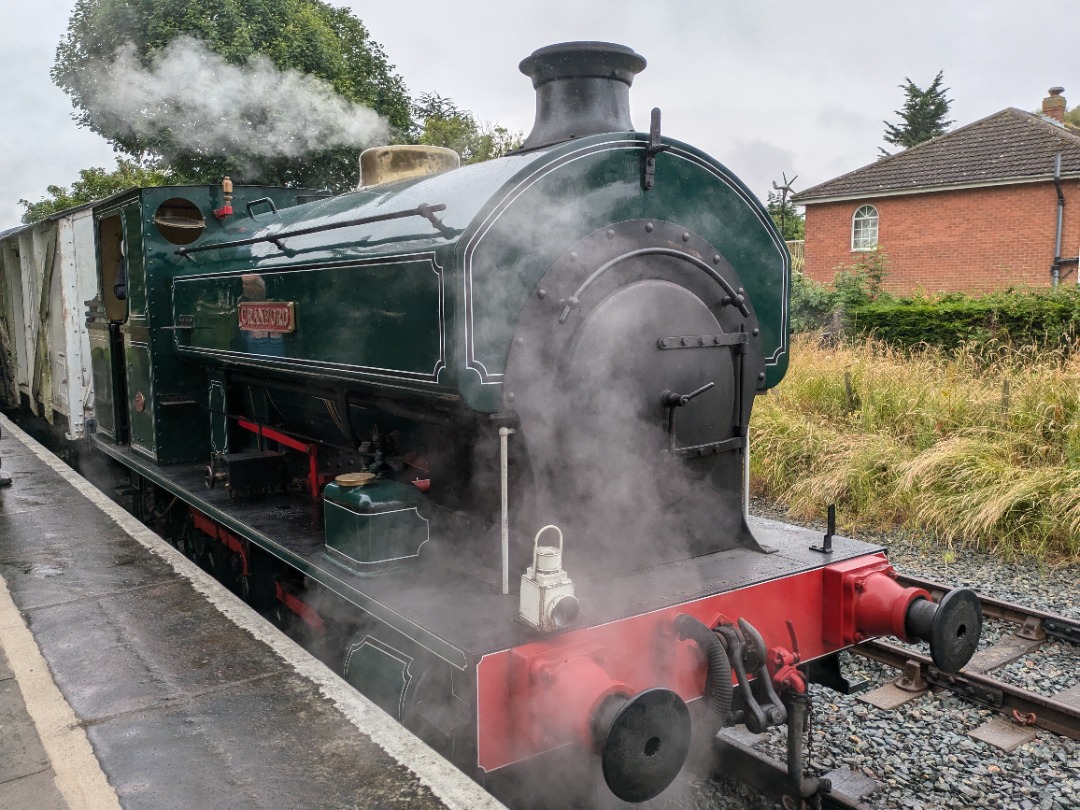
[1,42,982,806]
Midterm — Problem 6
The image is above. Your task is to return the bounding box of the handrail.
[176,202,452,259]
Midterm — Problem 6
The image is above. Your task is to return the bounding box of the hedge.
[847,287,1080,351]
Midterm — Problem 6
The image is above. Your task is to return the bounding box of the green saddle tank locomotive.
[72,42,981,806]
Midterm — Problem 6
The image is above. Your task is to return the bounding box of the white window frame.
[851,204,878,251]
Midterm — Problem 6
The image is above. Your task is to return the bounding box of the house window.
[851,205,878,251]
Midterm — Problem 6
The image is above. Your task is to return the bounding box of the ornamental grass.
[749,336,1080,561]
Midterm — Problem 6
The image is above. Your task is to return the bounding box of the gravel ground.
[638,504,1080,810]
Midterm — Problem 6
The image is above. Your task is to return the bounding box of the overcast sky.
[1,0,1076,232]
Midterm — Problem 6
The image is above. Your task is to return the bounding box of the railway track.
[854,571,1080,740]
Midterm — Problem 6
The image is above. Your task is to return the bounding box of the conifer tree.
[880,71,953,156]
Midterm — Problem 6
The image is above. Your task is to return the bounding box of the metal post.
[499,427,515,595]
[743,427,751,522]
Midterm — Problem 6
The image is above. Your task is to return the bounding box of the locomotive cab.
[86,185,329,461]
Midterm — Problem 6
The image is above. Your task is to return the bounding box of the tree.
[880,70,953,156]
[412,93,522,164]
[19,158,176,224]
[766,190,804,241]
[1066,106,1080,129]
[51,0,413,192]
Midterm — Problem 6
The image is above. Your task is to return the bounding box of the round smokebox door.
[559,279,734,453]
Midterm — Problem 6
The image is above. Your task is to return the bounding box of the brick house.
[792,89,1080,295]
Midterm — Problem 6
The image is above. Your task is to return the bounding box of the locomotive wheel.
[204,543,233,584]
[272,600,288,629]
[179,534,194,559]
[239,570,276,611]
[174,523,195,557]
[203,544,218,574]
[186,532,209,566]
[241,560,278,612]
[226,552,243,592]
[401,657,470,760]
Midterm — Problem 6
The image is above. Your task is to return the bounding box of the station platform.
[0,415,505,810]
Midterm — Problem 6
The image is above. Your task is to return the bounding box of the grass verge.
[750,337,1080,561]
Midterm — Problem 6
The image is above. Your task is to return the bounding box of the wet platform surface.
[0,416,503,810]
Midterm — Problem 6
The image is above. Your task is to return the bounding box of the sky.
[1,0,1076,232]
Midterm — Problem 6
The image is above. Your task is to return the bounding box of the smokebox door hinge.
[641,107,670,191]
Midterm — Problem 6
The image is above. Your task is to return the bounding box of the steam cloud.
[74,37,389,160]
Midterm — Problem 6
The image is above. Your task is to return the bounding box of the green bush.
[789,270,837,334]
[790,249,892,334]
[833,248,890,310]
[850,287,1080,351]
[789,247,1080,353]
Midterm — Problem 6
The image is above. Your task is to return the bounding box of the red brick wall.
[801,181,1080,294]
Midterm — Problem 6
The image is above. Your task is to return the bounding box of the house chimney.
[1043,87,1066,124]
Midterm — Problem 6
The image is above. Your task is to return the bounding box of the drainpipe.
[1052,154,1064,287]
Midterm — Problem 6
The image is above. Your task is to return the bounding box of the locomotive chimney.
[518,41,646,151]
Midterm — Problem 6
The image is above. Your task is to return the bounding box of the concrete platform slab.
[0,645,12,679]
[0,676,52,782]
[0,767,70,810]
